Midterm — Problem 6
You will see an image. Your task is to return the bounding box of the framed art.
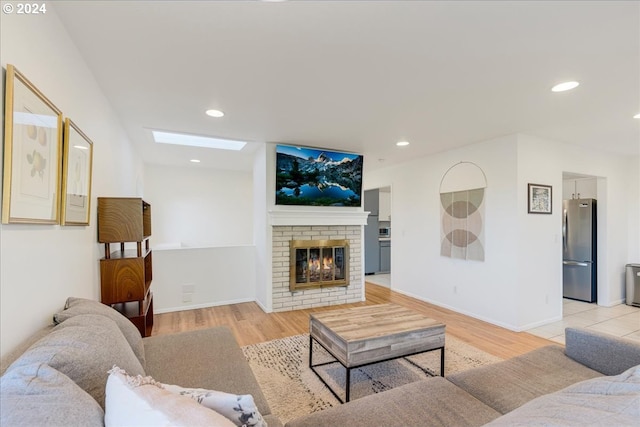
[2,64,63,224]
[61,118,94,225]
[528,183,552,214]
[275,144,363,206]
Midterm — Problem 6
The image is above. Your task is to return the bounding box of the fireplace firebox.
[290,240,349,291]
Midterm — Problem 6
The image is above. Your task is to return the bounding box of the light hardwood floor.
[152,282,553,359]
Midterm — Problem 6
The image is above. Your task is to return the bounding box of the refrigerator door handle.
[563,261,589,267]
[563,208,568,251]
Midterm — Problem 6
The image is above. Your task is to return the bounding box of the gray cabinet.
[364,189,380,274]
[379,240,391,272]
[364,189,379,215]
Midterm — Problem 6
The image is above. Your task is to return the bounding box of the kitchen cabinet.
[379,240,391,272]
[364,189,380,274]
[364,189,379,215]
[563,178,597,200]
[379,190,391,221]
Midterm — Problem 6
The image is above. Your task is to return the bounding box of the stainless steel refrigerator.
[562,199,597,302]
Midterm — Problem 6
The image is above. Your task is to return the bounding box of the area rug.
[242,334,502,424]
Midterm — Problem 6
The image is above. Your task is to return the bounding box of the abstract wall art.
[439,162,487,261]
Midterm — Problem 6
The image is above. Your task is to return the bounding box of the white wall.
[518,134,638,308]
[365,134,639,331]
[0,6,142,357]
[152,246,256,313]
[253,144,271,311]
[631,155,640,264]
[366,135,522,329]
[141,164,256,312]
[144,164,253,247]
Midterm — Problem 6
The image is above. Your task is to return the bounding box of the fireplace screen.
[290,240,349,291]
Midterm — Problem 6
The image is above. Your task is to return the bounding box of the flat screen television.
[275,144,363,207]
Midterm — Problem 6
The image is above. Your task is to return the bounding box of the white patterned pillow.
[105,367,235,427]
[163,383,267,427]
[107,367,267,427]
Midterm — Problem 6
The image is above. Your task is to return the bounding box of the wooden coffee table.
[309,303,445,402]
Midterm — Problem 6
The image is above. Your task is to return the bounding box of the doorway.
[562,172,603,310]
[364,186,392,288]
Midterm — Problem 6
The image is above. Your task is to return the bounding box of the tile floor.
[364,273,391,287]
[365,274,640,345]
[527,298,640,344]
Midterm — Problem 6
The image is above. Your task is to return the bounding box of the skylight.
[152,130,246,151]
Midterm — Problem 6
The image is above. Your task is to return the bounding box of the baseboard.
[154,298,255,314]
[390,288,527,332]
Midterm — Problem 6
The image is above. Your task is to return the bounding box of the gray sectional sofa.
[1,297,639,427]
[286,327,640,426]
[0,297,283,427]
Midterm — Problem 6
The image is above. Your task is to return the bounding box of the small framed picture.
[61,118,94,226]
[528,183,552,214]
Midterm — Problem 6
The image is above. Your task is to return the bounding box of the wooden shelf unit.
[98,197,153,337]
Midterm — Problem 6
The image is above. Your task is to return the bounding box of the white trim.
[268,210,370,226]
[154,297,254,314]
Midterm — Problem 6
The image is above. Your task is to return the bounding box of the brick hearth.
[272,225,363,311]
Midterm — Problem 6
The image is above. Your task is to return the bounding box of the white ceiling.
[52,1,640,172]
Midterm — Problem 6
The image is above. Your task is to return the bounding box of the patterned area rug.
[242,333,502,424]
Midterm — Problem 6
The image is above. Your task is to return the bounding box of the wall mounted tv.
[275,144,363,207]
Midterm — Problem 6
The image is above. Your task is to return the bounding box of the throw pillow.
[108,366,267,427]
[7,314,145,408]
[105,367,236,427]
[53,297,146,367]
[163,383,267,427]
[0,362,104,427]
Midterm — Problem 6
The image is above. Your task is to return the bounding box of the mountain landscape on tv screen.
[276,146,363,206]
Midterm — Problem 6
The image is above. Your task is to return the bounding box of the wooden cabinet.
[98,197,153,337]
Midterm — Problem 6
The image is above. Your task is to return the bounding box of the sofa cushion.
[565,327,640,376]
[483,364,640,426]
[54,296,146,367]
[0,362,104,427]
[105,366,236,427]
[7,314,145,408]
[284,377,501,427]
[447,345,603,414]
[143,326,272,416]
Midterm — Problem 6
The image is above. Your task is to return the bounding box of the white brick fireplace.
[268,211,369,312]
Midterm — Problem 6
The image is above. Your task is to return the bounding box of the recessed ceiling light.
[396,141,410,147]
[205,109,224,118]
[190,159,201,163]
[634,113,640,119]
[551,81,580,92]
[73,145,89,150]
[152,130,246,151]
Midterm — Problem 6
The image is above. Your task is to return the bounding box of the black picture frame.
[528,183,552,214]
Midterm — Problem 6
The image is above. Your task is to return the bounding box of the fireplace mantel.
[268,210,370,226]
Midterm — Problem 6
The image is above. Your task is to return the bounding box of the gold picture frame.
[2,65,63,224]
[61,118,94,225]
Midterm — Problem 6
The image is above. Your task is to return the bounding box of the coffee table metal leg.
[310,337,445,403]
[345,367,351,402]
[309,335,349,403]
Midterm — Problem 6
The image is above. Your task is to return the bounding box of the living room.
[2,2,640,426]
[1,0,639,364]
